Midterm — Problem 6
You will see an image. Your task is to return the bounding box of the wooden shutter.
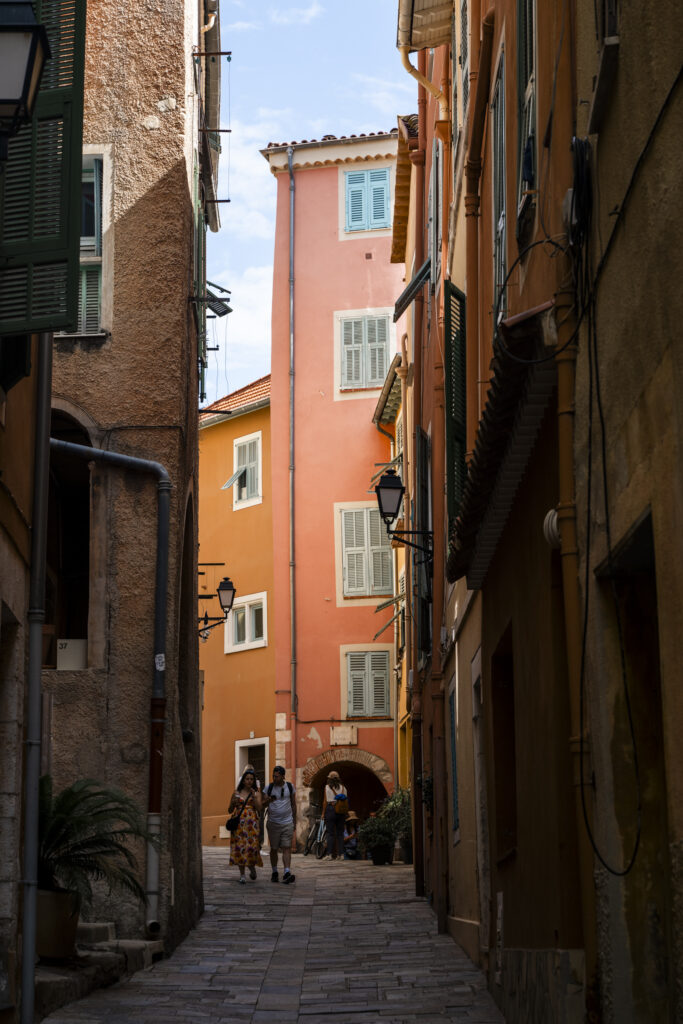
[342,510,367,595]
[369,652,390,715]
[366,316,388,386]
[449,690,460,830]
[341,318,363,387]
[460,0,469,114]
[368,168,390,229]
[246,438,259,497]
[347,653,367,715]
[0,0,86,336]
[444,282,467,524]
[79,265,101,334]
[492,58,506,317]
[94,157,103,257]
[368,509,392,594]
[236,442,248,500]
[345,171,367,231]
[415,429,432,657]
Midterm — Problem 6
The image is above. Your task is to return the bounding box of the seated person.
[343,811,360,860]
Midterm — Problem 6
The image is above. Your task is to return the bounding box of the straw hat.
[345,811,359,822]
[327,770,340,780]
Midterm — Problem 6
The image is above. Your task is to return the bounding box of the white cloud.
[269,2,324,26]
[349,72,416,119]
[225,20,262,31]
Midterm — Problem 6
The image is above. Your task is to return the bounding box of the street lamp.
[374,469,432,557]
[0,0,51,161]
[198,576,236,640]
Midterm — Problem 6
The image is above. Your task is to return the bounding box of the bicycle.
[303,817,327,858]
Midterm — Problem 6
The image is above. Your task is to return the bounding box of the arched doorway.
[301,748,393,825]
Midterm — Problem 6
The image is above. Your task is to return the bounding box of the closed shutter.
[78,265,101,333]
[366,316,388,386]
[345,171,367,231]
[236,442,248,500]
[444,282,467,525]
[368,509,392,594]
[0,0,86,336]
[517,0,535,212]
[347,653,367,715]
[449,690,460,830]
[342,510,367,595]
[369,652,390,715]
[368,168,390,229]
[396,415,404,456]
[93,157,103,256]
[341,318,363,387]
[492,58,506,318]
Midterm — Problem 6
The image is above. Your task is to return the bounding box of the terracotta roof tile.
[201,374,270,417]
[265,129,398,150]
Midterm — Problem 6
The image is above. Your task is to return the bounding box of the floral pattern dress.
[229,796,263,868]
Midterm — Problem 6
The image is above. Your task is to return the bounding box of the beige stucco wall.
[43,0,205,950]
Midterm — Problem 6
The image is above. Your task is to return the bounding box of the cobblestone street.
[43,848,505,1023]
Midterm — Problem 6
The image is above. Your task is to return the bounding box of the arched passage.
[301,748,393,824]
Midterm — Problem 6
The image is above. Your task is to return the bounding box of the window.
[449,689,460,832]
[491,57,506,320]
[58,156,103,335]
[344,168,391,231]
[225,592,267,653]
[415,428,432,662]
[347,651,390,717]
[222,431,262,509]
[340,314,390,389]
[428,141,442,287]
[341,508,392,597]
[517,0,536,245]
[444,282,467,528]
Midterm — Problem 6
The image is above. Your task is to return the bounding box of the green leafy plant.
[358,814,395,852]
[379,786,412,840]
[38,775,155,906]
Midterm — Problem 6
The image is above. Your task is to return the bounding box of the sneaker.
[271,871,279,883]
[249,866,257,880]
[238,876,246,885]
[283,873,295,884]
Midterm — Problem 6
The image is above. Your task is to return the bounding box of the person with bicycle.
[263,765,297,884]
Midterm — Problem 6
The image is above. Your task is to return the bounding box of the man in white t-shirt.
[263,766,297,884]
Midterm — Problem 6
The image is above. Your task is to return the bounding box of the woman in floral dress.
[228,769,263,883]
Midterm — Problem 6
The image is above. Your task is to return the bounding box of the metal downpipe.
[47,438,171,936]
[20,333,53,1024]
[287,146,298,778]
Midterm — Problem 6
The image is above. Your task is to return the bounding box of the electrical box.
[56,639,87,671]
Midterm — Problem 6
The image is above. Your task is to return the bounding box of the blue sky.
[203,0,415,404]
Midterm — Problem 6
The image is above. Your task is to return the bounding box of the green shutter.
[445,282,467,525]
[78,264,101,333]
[0,0,86,336]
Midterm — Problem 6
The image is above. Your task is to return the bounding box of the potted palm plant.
[37,775,154,958]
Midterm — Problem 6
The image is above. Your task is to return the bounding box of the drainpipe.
[409,49,428,899]
[398,336,412,712]
[464,8,495,456]
[48,438,171,937]
[287,146,298,786]
[399,46,449,122]
[554,293,598,1000]
[20,333,53,1024]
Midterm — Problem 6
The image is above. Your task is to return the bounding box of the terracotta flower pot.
[36,889,80,959]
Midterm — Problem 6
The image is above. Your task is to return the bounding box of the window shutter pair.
[346,652,390,716]
[0,0,87,336]
[344,169,390,231]
[340,315,389,389]
[342,509,391,596]
[444,282,467,526]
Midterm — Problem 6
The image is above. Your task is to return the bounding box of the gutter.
[47,438,171,938]
[199,396,269,430]
[399,46,449,123]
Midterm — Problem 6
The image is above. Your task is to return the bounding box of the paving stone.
[42,850,505,1023]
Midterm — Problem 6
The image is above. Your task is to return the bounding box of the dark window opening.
[43,412,91,668]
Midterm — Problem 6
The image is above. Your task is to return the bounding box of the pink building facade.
[263,133,406,837]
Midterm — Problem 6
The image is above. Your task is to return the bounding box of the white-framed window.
[224,591,267,653]
[340,314,390,390]
[346,651,391,717]
[341,508,392,597]
[222,431,262,509]
[57,154,103,336]
[344,167,391,231]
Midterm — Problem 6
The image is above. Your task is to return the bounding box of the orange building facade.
[198,376,275,845]
[263,133,406,838]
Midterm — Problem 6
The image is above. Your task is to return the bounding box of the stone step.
[75,921,115,943]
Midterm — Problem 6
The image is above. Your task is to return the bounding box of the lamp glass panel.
[0,32,32,104]
[377,478,403,520]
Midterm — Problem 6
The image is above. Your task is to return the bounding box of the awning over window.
[397,0,453,52]
[393,258,431,322]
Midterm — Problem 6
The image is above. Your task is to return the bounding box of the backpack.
[267,781,293,798]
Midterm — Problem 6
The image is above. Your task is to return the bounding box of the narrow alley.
[43,850,504,1024]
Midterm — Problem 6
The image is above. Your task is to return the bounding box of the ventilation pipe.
[47,438,171,937]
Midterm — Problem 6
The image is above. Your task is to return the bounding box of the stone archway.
[295,748,394,840]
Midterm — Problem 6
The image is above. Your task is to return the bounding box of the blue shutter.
[345,171,367,231]
[368,168,390,229]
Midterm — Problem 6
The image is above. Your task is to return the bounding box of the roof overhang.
[391,114,418,264]
[447,302,557,588]
[373,354,403,425]
[397,0,453,51]
[199,396,269,430]
[393,258,430,322]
